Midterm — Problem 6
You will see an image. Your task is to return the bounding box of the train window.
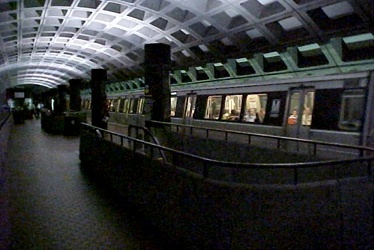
[243,94,268,123]
[171,96,177,116]
[303,91,315,126]
[112,98,120,112]
[130,99,138,114]
[122,99,130,113]
[107,99,112,111]
[110,99,115,112]
[116,98,121,112]
[128,99,135,114]
[204,95,222,120]
[339,89,365,131]
[174,96,185,118]
[137,97,145,114]
[127,98,134,114]
[222,95,242,121]
[312,89,343,130]
[185,95,197,117]
[287,90,314,126]
[288,92,300,125]
[112,99,117,111]
[118,98,124,113]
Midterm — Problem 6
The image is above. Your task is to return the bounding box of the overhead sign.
[14,92,25,98]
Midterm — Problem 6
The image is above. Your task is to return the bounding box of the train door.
[286,88,315,151]
[183,93,197,125]
[363,73,374,152]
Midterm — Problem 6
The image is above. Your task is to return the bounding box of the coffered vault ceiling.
[0,0,373,93]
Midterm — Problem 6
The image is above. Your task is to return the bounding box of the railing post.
[277,139,281,149]
[225,131,228,142]
[313,143,317,156]
[248,135,251,145]
[206,129,209,139]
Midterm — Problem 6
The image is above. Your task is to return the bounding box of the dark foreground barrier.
[0,112,11,249]
[41,111,86,135]
[79,126,373,249]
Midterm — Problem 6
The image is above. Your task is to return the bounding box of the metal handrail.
[148,120,374,157]
[128,124,167,162]
[81,123,374,185]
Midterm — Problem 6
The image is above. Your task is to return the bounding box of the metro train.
[81,70,374,151]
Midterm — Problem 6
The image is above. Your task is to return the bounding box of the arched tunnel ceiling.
[0,0,373,93]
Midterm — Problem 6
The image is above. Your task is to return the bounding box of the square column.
[68,79,82,111]
[90,69,108,129]
[144,43,171,123]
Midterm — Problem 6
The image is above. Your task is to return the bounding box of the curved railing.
[128,124,167,161]
[148,120,373,157]
[81,123,373,185]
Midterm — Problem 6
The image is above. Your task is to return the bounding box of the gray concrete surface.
[3,118,180,250]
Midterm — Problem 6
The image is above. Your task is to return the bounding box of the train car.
[171,71,374,155]
[81,32,374,155]
[81,70,374,155]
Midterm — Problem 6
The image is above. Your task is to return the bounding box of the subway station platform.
[1,118,182,250]
[2,116,373,249]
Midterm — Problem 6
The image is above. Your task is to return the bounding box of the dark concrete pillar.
[69,79,82,111]
[90,69,108,129]
[144,43,171,122]
[55,85,67,114]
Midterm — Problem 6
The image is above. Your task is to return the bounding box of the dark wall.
[79,130,367,249]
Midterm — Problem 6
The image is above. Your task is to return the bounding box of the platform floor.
[3,118,180,249]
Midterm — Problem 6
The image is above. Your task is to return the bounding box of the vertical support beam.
[43,90,50,110]
[69,79,82,111]
[90,69,108,129]
[144,43,171,123]
[42,90,53,111]
[143,44,171,160]
[55,84,67,114]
